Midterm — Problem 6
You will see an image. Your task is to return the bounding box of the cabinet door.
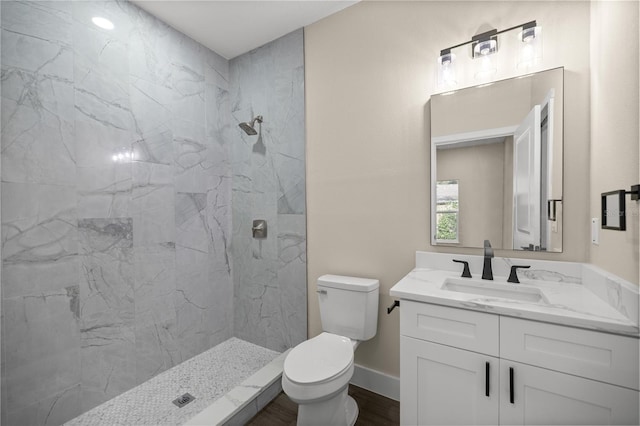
[500,360,640,425]
[401,336,499,425]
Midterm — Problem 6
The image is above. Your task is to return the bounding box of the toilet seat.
[284,333,354,384]
[283,333,355,403]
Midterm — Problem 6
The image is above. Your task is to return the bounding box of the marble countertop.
[390,267,640,337]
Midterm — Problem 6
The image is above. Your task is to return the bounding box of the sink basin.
[441,277,548,304]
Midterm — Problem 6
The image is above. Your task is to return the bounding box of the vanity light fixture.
[474,52,497,81]
[471,29,498,80]
[471,29,498,58]
[437,49,457,88]
[517,22,543,68]
[436,20,541,88]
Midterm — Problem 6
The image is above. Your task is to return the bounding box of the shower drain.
[172,393,196,408]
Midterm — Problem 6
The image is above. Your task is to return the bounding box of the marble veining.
[2,288,81,424]
[1,0,235,424]
[582,263,640,328]
[417,252,584,284]
[1,182,78,298]
[230,28,307,353]
[1,63,76,186]
[2,1,305,425]
[391,252,639,336]
[78,218,136,412]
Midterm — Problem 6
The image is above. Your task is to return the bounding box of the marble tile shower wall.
[229,29,307,353]
[0,1,233,424]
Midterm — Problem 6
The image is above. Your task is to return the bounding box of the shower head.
[239,122,257,136]
[239,115,263,136]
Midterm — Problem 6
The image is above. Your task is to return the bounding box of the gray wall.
[1,1,233,424]
[230,30,307,352]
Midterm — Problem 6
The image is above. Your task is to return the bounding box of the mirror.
[431,67,563,252]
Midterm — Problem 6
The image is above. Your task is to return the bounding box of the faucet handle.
[508,265,531,284]
[453,260,472,278]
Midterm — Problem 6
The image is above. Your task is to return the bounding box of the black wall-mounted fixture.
[601,190,626,230]
[547,199,561,221]
[387,300,400,314]
[601,185,640,231]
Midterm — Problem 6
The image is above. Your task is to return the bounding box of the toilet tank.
[317,274,379,341]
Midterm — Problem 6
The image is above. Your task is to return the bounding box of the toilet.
[282,274,379,426]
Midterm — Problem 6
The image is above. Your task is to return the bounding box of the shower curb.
[184,349,290,425]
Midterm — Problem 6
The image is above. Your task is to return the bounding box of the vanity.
[390,252,640,425]
[406,64,640,424]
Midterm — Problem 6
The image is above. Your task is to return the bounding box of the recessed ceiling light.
[92,16,114,30]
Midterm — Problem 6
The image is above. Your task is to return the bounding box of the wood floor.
[246,385,400,426]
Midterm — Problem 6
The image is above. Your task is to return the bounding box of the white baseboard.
[350,364,400,401]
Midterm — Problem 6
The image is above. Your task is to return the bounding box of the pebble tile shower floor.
[65,338,279,425]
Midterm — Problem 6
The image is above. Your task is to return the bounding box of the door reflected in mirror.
[431,67,563,252]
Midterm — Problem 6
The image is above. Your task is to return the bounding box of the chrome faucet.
[482,240,493,280]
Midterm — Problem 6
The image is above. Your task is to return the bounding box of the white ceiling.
[131,0,359,59]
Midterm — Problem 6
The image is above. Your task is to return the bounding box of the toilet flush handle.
[317,289,327,295]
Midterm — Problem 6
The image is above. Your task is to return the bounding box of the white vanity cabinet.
[401,337,499,425]
[499,360,639,425]
[400,300,640,425]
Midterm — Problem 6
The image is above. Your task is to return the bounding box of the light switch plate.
[591,218,599,244]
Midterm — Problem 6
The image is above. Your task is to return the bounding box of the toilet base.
[345,395,359,426]
[295,387,359,426]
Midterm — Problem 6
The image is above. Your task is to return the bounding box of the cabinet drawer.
[400,301,499,356]
[501,317,639,390]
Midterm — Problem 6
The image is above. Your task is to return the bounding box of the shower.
[239,115,263,135]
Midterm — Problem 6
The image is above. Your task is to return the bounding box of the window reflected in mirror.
[436,180,459,242]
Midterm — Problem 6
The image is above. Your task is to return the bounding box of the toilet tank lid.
[317,274,379,292]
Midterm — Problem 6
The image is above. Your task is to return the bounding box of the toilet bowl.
[282,275,379,426]
[282,333,358,425]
